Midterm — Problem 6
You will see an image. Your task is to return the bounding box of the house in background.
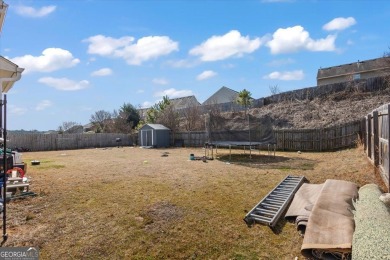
[138,95,200,120]
[202,86,238,105]
[170,95,200,110]
[202,86,253,112]
[317,57,390,86]
[1,1,24,94]
[0,0,7,31]
[0,56,24,93]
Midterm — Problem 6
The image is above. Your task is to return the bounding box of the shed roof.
[202,86,239,105]
[142,124,170,130]
[317,57,390,80]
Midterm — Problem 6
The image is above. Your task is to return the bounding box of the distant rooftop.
[169,95,200,109]
[317,57,390,80]
[202,86,239,105]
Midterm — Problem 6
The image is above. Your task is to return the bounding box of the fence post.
[367,114,372,159]
[373,111,379,167]
[282,130,285,151]
[361,118,366,151]
[388,104,390,191]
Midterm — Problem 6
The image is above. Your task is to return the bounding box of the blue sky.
[2,0,390,131]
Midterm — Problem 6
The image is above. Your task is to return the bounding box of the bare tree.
[57,121,82,133]
[90,110,112,133]
[109,110,128,133]
[156,104,179,131]
[207,99,223,131]
[182,103,202,131]
[383,48,390,89]
[269,85,281,95]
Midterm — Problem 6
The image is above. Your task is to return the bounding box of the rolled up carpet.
[352,184,390,260]
[285,183,324,233]
[301,179,358,259]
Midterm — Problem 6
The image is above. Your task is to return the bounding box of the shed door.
[141,130,153,146]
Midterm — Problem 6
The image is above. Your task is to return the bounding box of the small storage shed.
[138,124,170,148]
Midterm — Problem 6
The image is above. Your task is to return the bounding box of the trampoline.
[205,112,276,161]
[206,141,276,161]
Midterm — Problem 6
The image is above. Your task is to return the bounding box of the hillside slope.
[245,88,390,129]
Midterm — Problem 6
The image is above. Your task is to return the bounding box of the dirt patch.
[141,201,183,233]
[217,153,316,171]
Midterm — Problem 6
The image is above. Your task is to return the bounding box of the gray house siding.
[317,57,390,86]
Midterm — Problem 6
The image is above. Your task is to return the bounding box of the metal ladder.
[244,175,306,228]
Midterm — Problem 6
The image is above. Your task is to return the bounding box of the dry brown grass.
[2,146,385,259]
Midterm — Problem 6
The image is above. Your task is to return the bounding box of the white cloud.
[166,59,199,68]
[154,88,193,98]
[267,26,336,54]
[84,35,134,56]
[9,105,27,116]
[140,101,153,108]
[152,78,169,85]
[189,30,263,61]
[84,34,179,65]
[11,48,80,73]
[14,5,56,17]
[91,68,112,77]
[323,17,356,31]
[197,70,217,81]
[36,100,53,111]
[137,89,145,93]
[38,77,90,91]
[263,70,304,80]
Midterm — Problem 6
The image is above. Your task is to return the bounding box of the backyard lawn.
[3,145,384,259]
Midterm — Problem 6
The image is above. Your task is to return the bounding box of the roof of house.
[141,124,170,130]
[317,57,390,80]
[83,123,93,129]
[0,56,24,93]
[169,95,200,109]
[0,1,8,33]
[202,86,239,105]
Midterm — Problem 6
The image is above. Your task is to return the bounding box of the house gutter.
[0,67,24,94]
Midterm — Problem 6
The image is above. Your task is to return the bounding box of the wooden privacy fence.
[6,133,136,151]
[274,121,361,151]
[174,131,207,147]
[361,103,390,191]
[175,121,361,151]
